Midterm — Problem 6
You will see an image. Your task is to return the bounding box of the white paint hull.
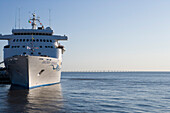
[5,55,62,88]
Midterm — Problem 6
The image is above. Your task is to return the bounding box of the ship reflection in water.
[6,84,63,113]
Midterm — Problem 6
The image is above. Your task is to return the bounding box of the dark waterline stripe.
[29,82,60,89]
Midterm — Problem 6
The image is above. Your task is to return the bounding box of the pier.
[0,67,10,84]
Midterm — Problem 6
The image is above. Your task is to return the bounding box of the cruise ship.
[0,13,68,88]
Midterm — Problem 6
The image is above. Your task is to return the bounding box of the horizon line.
[62,71,170,72]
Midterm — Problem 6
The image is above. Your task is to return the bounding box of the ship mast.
[29,13,41,29]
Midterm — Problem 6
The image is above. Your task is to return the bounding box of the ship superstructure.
[0,13,68,88]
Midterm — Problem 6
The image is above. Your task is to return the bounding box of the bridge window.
[4,45,10,48]
[13,33,52,35]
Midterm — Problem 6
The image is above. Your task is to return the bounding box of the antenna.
[19,8,20,29]
[49,9,51,27]
[15,8,17,29]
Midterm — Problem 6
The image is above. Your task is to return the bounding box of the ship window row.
[23,52,42,55]
[13,39,52,42]
[11,46,54,48]
[23,52,50,57]
[13,33,52,36]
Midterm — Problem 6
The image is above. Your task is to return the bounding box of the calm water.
[1,72,170,113]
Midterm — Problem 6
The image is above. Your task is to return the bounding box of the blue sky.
[1,0,170,71]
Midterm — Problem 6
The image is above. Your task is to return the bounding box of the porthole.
[45,46,47,48]
[36,39,39,42]
[38,52,41,55]
[40,39,42,42]
[51,46,53,48]
[40,46,42,48]
[43,39,46,42]
[23,39,25,42]
[47,40,49,42]
[31,52,33,55]
[20,39,22,42]
[22,46,25,48]
[16,39,18,42]
[27,39,29,42]
[13,39,15,42]
[50,40,52,42]
[23,52,26,54]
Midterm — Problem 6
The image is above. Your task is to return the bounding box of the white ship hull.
[5,55,62,88]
